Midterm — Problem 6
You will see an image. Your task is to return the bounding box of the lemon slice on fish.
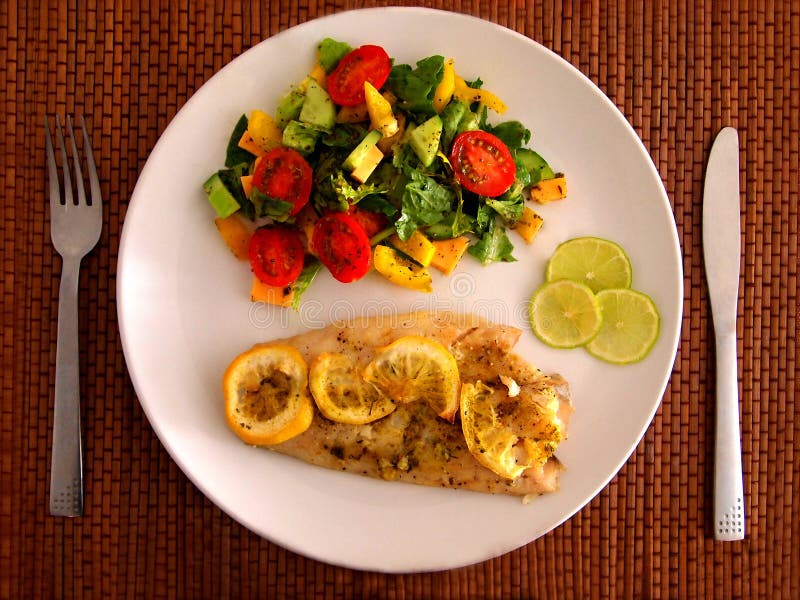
[363,335,460,422]
[309,352,396,425]
[460,380,562,480]
[223,344,313,445]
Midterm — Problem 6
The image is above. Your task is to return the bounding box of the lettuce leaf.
[291,259,323,310]
[484,120,531,150]
[484,189,524,225]
[394,168,454,240]
[468,218,516,264]
[440,100,484,153]
[331,171,388,206]
[386,55,445,116]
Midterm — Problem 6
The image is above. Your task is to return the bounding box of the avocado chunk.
[350,146,384,183]
[282,120,320,155]
[343,129,382,171]
[342,130,384,184]
[515,148,555,186]
[409,115,443,167]
[276,84,307,128]
[299,79,336,132]
[203,172,240,218]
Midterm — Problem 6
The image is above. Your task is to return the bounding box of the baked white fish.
[248,311,572,496]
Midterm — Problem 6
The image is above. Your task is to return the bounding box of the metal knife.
[703,127,745,541]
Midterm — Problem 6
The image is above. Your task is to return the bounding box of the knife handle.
[713,331,745,540]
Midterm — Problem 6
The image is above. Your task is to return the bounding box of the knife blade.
[702,126,745,541]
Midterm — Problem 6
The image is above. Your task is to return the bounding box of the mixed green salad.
[203,38,567,307]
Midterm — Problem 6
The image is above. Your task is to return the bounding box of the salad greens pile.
[206,37,563,305]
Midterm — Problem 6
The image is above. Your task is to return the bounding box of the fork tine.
[44,116,61,208]
[54,116,74,206]
[66,116,87,207]
[79,116,102,209]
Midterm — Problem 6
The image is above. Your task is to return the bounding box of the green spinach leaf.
[225,115,254,167]
[394,168,454,240]
[321,123,368,149]
[386,55,445,117]
[358,195,398,218]
[250,189,295,222]
[485,120,531,150]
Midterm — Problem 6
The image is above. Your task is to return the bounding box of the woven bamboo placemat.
[1,1,798,598]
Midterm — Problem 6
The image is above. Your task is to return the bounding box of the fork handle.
[50,255,84,517]
[713,331,744,540]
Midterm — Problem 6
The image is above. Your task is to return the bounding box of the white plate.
[118,7,682,573]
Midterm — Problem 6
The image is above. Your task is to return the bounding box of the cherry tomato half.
[449,130,517,197]
[327,45,392,107]
[249,226,305,287]
[252,147,313,216]
[310,212,372,283]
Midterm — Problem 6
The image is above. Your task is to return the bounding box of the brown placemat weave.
[2,1,798,598]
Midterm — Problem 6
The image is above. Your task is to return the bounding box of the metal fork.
[45,115,103,517]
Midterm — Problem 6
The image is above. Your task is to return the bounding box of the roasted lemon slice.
[223,344,313,445]
[362,335,460,422]
[309,352,396,425]
[460,380,562,480]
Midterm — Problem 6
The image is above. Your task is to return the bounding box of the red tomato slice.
[449,130,517,197]
[310,213,372,283]
[252,147,313,216]
[347,205,388,239]
[248,226,305,287]
[327,45,392,107]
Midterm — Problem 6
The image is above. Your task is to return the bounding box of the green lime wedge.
[585,289,661,364]
[546,237,633,293]
[529,280,603,349]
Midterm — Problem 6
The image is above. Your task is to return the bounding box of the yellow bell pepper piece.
[247,110,283,153]
[373,245,433,293]
[308,63,327,88]
[453,75,507,114]
[364,82,399,138]
[240,174,254,199]
[429,236,470,275]
[433,58,455,113]
[214,214,252,261]
[250,277,295,306]
[530,176,567,204]
[389,230,435,267]
[513,207,544,243]
[237,130,264,157]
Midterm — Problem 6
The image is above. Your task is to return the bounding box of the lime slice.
[529,280,602,349]
[546,237,633,293]
[586,289,661,364]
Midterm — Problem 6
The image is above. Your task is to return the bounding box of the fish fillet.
[254,311,572,496]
